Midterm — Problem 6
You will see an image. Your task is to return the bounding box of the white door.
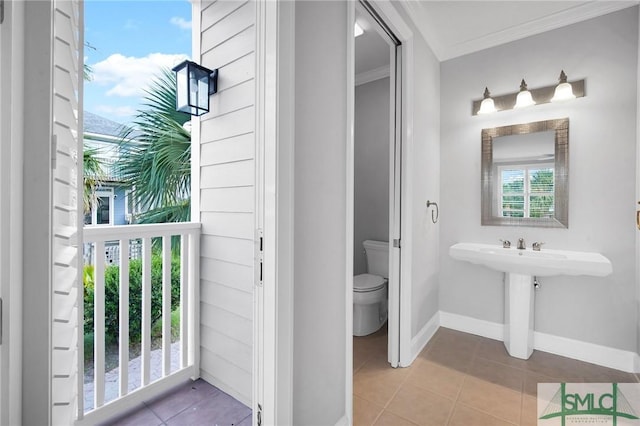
[388,43,402,367]
[356,0,403,368]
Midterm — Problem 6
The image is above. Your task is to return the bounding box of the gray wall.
[23,1,53,424]
[354,78,390,275]
[408,20,442,339]
[440,8,638,351]
[293,1,347,424]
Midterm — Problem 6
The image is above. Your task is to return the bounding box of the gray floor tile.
[100,405,164,426]
[165,391,251,426]
[146,379,220,421]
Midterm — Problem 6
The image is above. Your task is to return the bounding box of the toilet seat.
[354,273,386,293]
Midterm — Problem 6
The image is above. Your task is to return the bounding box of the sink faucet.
[517,238,526,250]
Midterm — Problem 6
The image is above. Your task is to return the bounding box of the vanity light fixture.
[472,70,585,115]
[550,70,576,102]
[514,79,536,109]
[354,22,364,37]
[477,87,497,114]
[172,60,219,116]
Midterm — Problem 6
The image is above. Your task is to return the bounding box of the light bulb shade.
[514,90,535,109]
[172,60,218,116]
[551,82,575,102]
[478,97,496,114]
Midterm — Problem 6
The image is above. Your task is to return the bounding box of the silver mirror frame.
[481,118,569,228]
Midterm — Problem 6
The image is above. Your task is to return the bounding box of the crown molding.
[355,65,390,86]
[400,1,638,61]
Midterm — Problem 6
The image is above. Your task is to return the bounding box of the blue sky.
[84,0,192,124]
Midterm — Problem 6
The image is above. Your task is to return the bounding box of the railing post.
[141,237,152,386]
[118,238,129,397]
[93,241,105,408]
[180,234,188,368]
[162,236,172,376]
[189,229,200,374]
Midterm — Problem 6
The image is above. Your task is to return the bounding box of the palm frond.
[117,68,192,223]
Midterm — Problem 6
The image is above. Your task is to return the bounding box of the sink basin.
[449,242,613,360]
[450,242,612,277]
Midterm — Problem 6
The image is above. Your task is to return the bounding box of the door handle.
[637,202,640,230]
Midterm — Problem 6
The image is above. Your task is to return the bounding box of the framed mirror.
[481,118,569,228]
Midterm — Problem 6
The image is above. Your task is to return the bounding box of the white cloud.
[90,52,189,98]
[95,105,137,117]
[170,16,191,30]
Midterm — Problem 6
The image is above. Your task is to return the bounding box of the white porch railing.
[78,222,200,424]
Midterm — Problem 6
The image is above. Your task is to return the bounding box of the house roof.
[84,111,126,138]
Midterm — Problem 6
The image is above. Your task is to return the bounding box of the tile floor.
[353,326,639,426]
[99,379,251,426]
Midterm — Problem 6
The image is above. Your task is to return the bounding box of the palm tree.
[118,69,191,223]
[83,146,105,214]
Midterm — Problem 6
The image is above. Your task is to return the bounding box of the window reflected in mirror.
[481,118,568,228]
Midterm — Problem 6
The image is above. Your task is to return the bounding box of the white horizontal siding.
[200,212,253,239]
[202,0,248,32]
[201,349,252,406]
[201,133,254,166]
[201,235,253,266]
[201,159,254,188]
[202,26,255,69]
[216,52,255,88]
[200,187,253,213]
[200,305,252,346]
[201,257,253,292]
[201,105,255,140]
[198,0,255,405]
[201,324,252,371]
[51,1,80,423]
[201,280,252,321]
[201,1,254,53]
[208,79,256,119]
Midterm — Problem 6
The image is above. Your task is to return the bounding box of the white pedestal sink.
[449,242,612,359]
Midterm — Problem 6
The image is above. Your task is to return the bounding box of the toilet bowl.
[353,240,389,336]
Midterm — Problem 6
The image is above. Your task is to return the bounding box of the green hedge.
[84,255,181,344]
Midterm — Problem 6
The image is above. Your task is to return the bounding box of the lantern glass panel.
[187,64,207,115]
[175,66,189,113]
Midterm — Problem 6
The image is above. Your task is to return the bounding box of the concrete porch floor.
[98,379,251,426]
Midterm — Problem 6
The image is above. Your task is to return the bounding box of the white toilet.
[353,240,389,336]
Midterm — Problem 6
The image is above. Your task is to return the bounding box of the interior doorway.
[353,0,402,369]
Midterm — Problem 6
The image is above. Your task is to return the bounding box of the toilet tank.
[363,240,389,278]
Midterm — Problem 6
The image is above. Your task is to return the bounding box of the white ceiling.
[400,1,638,61]
[355,7,392,76]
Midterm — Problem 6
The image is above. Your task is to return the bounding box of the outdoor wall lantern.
[472,70,585,116]
[172,60,219,116]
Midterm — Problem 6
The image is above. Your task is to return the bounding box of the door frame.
[254,1,415,424]
[254,1,295,425]
[0,1,25,424]
[346,0,415,422]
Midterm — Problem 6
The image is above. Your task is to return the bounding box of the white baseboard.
[437,311,639,373]
[408,311,440,365]
[439,311,504,341]
[334,414,349,426]
[534,331,638,374]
